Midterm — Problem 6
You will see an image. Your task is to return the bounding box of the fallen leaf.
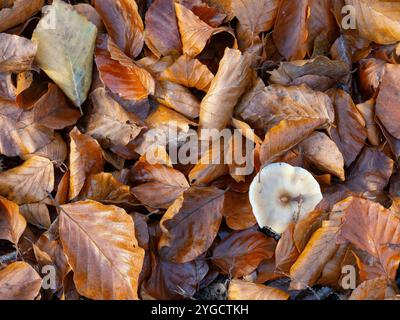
[349,277,396,300]
[32,0,97,107]
[376,63,400,140]
[0,0,44,32]
[95,34,155,102]
[59,200,145,300]
[211,229,275,278]
[0,195,26,244]
[0,261,42,300]
[19,203,50,230]
[131,159,190,209]
[299,132,345,181]
[199,47,252,132]
[69,127,104,200]
[160,55,214,91]
[144,0,182,58]
[0,156,54,204]
[222,190,257,231]
[159,187,225,263]
[228,279,289,300]
[0,33,36,73]
[87,87,143,150]
[94,0,144,59]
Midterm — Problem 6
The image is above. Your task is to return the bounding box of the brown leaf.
[94,0,144,59]
[32,83,81,130]
[269,56,350,92]
[228,279,289,300]
[346,148,393,200]
[358,59,386,98]
[78,172,135,205]
[337,197,400,280]
[144,0,182,58]
[131,159,189,209]
[0,195,26,244]
[231,0,279,34]
[330,89,367,167]
[160,55,214,91]
[191,3,226,27]
[299,132,345,181]
[0,261,42,300]
[87,87,143,150]
[356,98,381,146]
[74,3,105,34]
[0,99,53,157]
[175,3,215,57]
[222,190,257,231]
[59,200,145,300]
[290,221,340,290]
[0,33,36,73]
[211,229,275,278]
[376,63,400,140]
[19,203,50,230]
[0,72,16,100]
[155,80,200,119]
[95,35,155,102]
[199,47,252,131]
[159,187,224,263]
[345,0,400,45]
[349,277,396,300]
[236,82,334,134]
[69,127,104,200]
[273,0,309,60]
[0,0,44,32]
[0,156,54,204]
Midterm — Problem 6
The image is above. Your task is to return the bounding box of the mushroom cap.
[249,163,323,235]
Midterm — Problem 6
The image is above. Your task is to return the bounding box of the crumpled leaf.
[376,63,400,140]
[87,87,143,150]
[337,197,400,280]
[32,0,97,107]
[329,89,367,167]
[159,187,225,263]
[228,279,289,300]
[160,55,214,91]
[199,47,252,131]
[211,229,275,278]
[0,262,42,300]
[94,0,144,59]
[345,0,400,45]
[69,127,104,200]
[144,0,182,58]
[0,195,26,244]
[299,132,345,181]
[231,0,279,34]
[59,200,145,300]
[0,33,36,73]
[0,0,44,32]
[0,99,53,157]
[0,156,54,204]
[95,34,155,102]
[290,221,340,290]
[131,159,190,209]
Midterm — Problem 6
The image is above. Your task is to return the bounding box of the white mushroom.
[249,163,323,235]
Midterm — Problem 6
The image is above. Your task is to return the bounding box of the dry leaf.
[211,229,275,278]
[228,279,289,300]
[160,55,214,91]
[0,33,36,73]
[0,195,26,244]
[0,156,54,204]
[59,200,145,300]
[159,187,224,263]
[144,0,182,58]
[95,35,155,102]
[0,0,44,32]
[19,203,50,230]
[69,127,104,200]
[199,47,252,132]
[94,0,144,59]
[0,262,42,300]
[32,0,97,107]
